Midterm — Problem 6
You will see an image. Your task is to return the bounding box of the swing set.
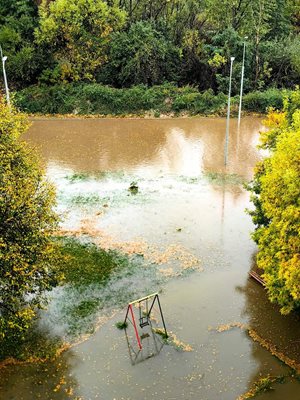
[123,292,167,351]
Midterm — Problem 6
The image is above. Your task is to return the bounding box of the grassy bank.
[15,83,287,116]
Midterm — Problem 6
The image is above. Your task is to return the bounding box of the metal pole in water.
[238,37,248,128]
[0,45,10,106]
[224,56,235,166]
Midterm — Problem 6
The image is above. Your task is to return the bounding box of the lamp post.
[224,56,235,166]
[237,36,248,128]
[0,45,10,106]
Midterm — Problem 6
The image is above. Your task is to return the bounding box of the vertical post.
[0,45,10,106]
[156,295,168,338]
[238,37,248,128]
[224,56,235,166]
[129,304,142,350]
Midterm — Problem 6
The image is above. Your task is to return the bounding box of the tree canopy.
[0,98,59,344]
[0,0,299,91]
[247,92,300,314]
[35,0,126,82]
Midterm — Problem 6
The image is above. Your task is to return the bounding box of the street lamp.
[238,36,248,128]
[0,45,10,106]
[224,56,235,166]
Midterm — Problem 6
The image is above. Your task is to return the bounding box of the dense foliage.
[0,0,299,93]
[35,0,126,83]
[15,83,288,115]
[247,91,300,314]
[0,99,59,347]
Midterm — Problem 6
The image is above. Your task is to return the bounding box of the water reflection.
[241,276,300,364]
[235,263,300,398]
[0,351,80,400]
[125,327,164,366]
[25,117,264,179]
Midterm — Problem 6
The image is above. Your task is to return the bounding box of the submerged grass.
[116,321,128,330]
[51,237,160,339]
[1,238,139,363]
[237,375,285,399]
[205,172,246,186]
[65,170,127,183]
[56,237,132,287]
[69,299,101,319]
[71,194,102,205]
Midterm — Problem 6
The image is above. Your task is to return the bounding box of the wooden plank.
[249,270,266,287]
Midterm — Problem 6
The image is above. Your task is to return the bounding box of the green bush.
[172,89,227,114]
[15,83,293,116]
[243,89,285,112]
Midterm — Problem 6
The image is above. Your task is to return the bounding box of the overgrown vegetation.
[0,0,299,113]
[15,83,290,115]
[247,90,300,314]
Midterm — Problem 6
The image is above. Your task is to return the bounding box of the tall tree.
[35,0,126,82]
[0,99,59,346]
[0,0,41,88]
[103,21,181,86]
[247,93,300,314]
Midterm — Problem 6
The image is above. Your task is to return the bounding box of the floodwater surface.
[0,117,299,400]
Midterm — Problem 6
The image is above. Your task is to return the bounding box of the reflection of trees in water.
[235,258,300,393]
[25,117,264,177]
[240,260,300,362]
[0,350,80,400]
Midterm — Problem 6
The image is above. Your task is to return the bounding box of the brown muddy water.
[1,117,300,400]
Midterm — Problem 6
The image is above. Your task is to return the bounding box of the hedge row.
[15,83,288,115]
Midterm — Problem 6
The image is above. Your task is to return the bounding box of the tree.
[0,0,42,88]
[247,94,300,314]
[35,0,126,82]
[102,21,181,87]
[0,99,59,346]
[204,0,252,31]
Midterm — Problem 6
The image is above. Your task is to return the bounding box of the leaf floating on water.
[153,328,193,352]
[237,375,285,400]
[57,218,202,277]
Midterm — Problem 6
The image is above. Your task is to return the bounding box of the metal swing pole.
[129,304,142,350]
[156,295,168,338]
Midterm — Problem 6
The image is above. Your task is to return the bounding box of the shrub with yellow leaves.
[0,98,60,358]
[247,90,300,314]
